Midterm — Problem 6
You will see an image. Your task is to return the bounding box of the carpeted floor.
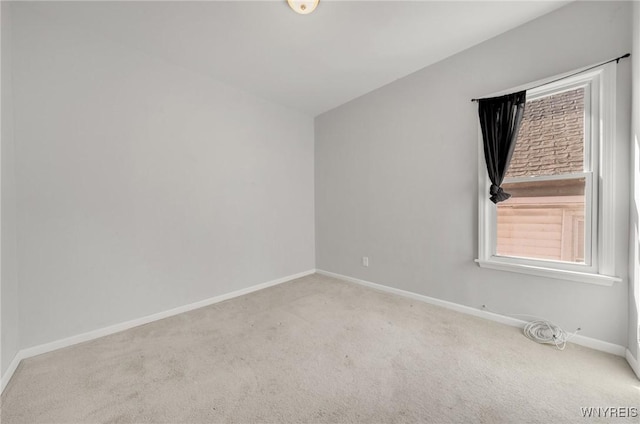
[1,273,639,423]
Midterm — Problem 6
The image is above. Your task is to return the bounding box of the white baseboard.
[626,349,640,380]
[0,269,316,394]
[316,269,627,358]
[0,350,25,394]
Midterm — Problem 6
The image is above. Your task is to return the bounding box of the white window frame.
[476,62,621,286]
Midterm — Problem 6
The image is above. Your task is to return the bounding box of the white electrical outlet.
[362,256,369,267]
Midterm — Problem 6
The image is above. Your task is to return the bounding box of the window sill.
[474,259,621,286]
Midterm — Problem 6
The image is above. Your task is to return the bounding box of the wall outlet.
[362,256,369,267]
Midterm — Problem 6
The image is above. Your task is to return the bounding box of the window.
[476,63,620,285]
[498,88,589,264]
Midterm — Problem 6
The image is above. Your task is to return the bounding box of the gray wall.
[629,1,640,361]
[1,2,20,375]
[315,1,632,346]
[11,5,315,350]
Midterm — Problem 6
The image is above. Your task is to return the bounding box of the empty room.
[1,0,639,422]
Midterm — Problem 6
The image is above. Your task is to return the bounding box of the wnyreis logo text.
[581,407,638,418]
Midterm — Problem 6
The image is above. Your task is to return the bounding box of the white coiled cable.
[524,320,572,350]
[482,305,580,351]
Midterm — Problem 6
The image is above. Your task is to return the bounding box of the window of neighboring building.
[476,63,620,285]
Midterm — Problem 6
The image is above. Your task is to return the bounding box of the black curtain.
[478,91,526,204]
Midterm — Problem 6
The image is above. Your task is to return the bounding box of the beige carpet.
[1,273,639,423]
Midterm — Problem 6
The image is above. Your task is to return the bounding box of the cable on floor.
[523,320,578,350]
[482,305,580,351]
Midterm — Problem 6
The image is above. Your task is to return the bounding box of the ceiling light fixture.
[287,0,319,15]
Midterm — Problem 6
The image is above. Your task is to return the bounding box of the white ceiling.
[20,1,569,116]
